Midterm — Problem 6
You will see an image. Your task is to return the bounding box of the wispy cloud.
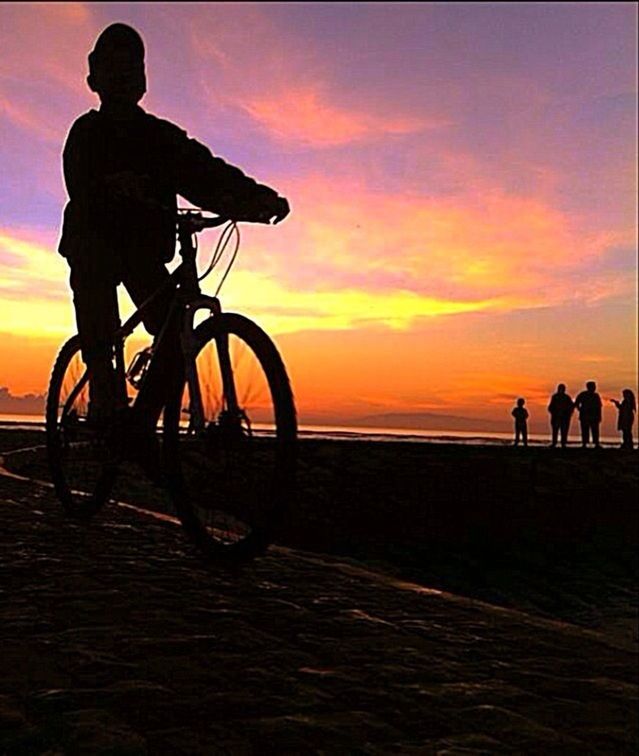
[0,229,73,336]
[0,2,96,143]
[241,86,444,147]
[186,6,448,150]
[238,175,633,312]
[0,96,60,143]
[576,354,620,364]
[222,270,496,335]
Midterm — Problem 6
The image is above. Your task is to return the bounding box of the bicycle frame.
[79,213,239,435]
[49,208,296,561]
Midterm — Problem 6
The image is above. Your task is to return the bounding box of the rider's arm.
[62,123,84,200]
[62,114,111,205]
[59,116,99,257]
[167,125,287,222]
[61,119,94,220]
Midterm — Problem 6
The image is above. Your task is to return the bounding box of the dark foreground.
[0,428,637,752]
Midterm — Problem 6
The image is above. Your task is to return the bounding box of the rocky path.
[1,471,637,754]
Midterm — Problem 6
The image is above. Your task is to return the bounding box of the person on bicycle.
[58,23,289,435]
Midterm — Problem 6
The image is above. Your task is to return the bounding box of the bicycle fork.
[182,298,240,435]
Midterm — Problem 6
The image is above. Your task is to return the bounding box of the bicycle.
[46,210,297,562]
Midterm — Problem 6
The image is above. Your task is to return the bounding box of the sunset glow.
[0,2,636,433]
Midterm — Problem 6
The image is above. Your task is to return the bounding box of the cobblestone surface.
[1,472,637,754]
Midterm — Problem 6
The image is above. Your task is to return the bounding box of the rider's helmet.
[87,23,146,104]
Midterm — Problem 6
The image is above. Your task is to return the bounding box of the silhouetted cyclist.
[574,381,602,448]
[547,383,574,448]
[58,23,289,437]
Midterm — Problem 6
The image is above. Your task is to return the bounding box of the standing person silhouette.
[58,23,289,441]
[511,398,529,447]
[609,389,636,449]
[574,381,603,448]
[547,383,574,448]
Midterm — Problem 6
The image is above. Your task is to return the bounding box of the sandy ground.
[3,428,636,636]
[0,428,637,753]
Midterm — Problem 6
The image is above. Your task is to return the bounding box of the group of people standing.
[511,382,636,449]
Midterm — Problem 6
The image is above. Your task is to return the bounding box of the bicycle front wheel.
[164,313,297,561]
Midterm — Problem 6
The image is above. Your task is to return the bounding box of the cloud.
[236,175,634,314]
[241,86,443,148]
[0,386,45,416]
[0,3,93,88]
[217,269,496,336]
[0,228,74,336]
[576,354,620,364]
[186,6,448,150]
[0,96,60,143]
[0,3,97,143]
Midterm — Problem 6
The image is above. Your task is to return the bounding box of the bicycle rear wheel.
[164,313,297,561]
[46,336,118,518]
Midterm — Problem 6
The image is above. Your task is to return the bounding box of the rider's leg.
[134,308,184,429]
[121,256,182,430]
[69,258,121,424]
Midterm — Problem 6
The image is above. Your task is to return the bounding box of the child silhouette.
[59,23,289,434]
[512,398,529,447]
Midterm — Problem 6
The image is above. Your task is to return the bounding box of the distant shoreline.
[0,414,625,448]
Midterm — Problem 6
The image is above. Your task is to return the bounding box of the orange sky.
[0,3,636,433]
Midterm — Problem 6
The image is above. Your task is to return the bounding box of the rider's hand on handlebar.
[237,194,290,225]
[269,195,290,225]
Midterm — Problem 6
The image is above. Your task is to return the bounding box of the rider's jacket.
[58,105,278,268]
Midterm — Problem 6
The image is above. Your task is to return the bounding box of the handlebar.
[176,210,229,235]
[176,208,277,235]
[174,210,242,293]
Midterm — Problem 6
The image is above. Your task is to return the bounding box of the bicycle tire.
[46,336,117,518]
[164,313,297,561]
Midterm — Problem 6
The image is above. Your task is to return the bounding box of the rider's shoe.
[86,401,114,432]
[87,400,131,434]
[99,408,162,482]
[121,423,163,483]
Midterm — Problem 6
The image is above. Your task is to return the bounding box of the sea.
[0,413,621,447]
